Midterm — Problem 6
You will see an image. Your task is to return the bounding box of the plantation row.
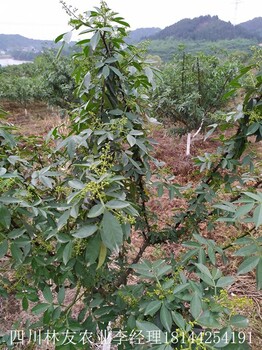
[0,1,261,349]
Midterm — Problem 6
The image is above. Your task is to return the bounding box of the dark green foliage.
[0,3,261,350]
[147,38,257,62]
[0,51,76,108]
[35,51,76,108]
[154,51,240,134]
[238,17,262,40]
[0,62,44,107]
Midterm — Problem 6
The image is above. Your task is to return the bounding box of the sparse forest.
[0,2,261,350]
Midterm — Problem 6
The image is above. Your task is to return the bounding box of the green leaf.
[246,122,260,135]
[213,203,236,213]
[180,248,198,264]
[83,72,91,91]
[237,256,260,275]
[10,243,23,264]
[68,180,85,190]
[72,225,98,238]
[0,196,22,204]
[256,258,262,290]
[110,66,124,79]
[102,65,110,79]
[101,210,123,251]
[0,129,16,147]
[229,315,249,328]
[85,234,101,264]
[198,247,206,264]
[212,268,223,280]
[127,134,136,147]
[197,273,215,287]
[97,242,107,269]
[160,304,172,332]
[0,205,11,229]
[22,296,29,311]
[190,292,202,319]
[207,245,216,265]
[63,31,72,44]
[216,276,235,288]
[63,241,73,265]
[173,283,190,295]
[57,210,70,231]
[52,306,62,321]
[144,67,154,83]
[88,203,104,218]
[197,310,220,328]
[243,191,262,202]
[57,286,65,305]
[43,286,53,304]
[253,204,262,228]
[233,237,253,245]
[183,241,201,248]
[112,17,130,27]
[171,311,186,330]
[136,139,148,153]
[144,300,162,316]
[195,263,213,279]
[8,228,25,239]
[234,244,258,257]
[156,264,172,279]
[0,240,8,259]
[55,33,65,43]
[31,303,50,315]
[130,130,144,136]
[132,260,155,278]
[193,234,208,245]
[0,167,7,176]
[90,31,100,50]
[109,109,123,116]
[235,203,254,218]
[105,200,130,209]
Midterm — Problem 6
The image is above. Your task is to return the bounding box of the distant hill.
[151,15,257,41]
[0,34,55,51]
[0,34,69,60]
[0,15,260,62]
[238,17,262,39]
[127,27,161,43]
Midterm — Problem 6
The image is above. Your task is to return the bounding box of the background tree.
[34,50,76,109]
[0,51,76,110]
[154,51,240,154]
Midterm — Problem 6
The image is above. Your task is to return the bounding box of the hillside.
[238,17,262,39]
[147,38,258,62]
[0,34,72,60]
[0,34,55,51]
[151,15,257,41]
[0,15,260,62]
[127,27,161,43]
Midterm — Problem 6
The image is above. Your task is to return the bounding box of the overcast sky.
[0,0,261,40]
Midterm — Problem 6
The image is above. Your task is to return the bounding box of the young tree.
[35,50,76,109]
[0,3,261,350]
[154,51,240,155]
